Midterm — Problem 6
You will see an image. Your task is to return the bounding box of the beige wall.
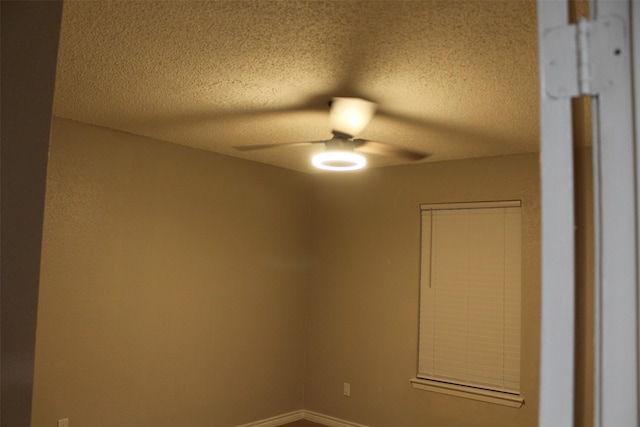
[33,119,545,426]
[305,154,540,427]
[32,118,312,426]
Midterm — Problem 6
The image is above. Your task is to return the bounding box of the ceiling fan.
[233,97,428,171]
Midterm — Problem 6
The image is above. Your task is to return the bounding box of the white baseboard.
[235,409,369,427]
[236,410,304,427]
[303,410,369,427]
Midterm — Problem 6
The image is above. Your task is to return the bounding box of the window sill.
[410,378,524,408]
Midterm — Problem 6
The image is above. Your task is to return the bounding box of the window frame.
[411,200,524,408]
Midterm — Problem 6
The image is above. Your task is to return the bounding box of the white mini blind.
[418,201,521,394]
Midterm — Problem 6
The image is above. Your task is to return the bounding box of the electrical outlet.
[57,418,69,427]
[343,382,351,396]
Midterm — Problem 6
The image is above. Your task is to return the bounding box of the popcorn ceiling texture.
[54,0,539,173]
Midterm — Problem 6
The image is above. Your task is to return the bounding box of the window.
[411,201,524,407]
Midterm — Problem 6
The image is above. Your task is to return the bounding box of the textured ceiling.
[54,0,539,173]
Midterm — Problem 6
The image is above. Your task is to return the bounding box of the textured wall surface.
[32,118,312,426]
[33,119,545,427]
[306,154,540,427]
[33,119,548,427]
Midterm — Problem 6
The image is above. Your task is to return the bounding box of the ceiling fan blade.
[330,97,377,137]
[233,140,325,151]
[353,139,429,161]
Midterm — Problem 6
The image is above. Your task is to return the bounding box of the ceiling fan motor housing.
[325,137,356,152]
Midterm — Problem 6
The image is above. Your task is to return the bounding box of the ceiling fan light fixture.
[312,151,367,171]
[330,97,377,137]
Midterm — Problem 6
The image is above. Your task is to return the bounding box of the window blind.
[418,201,521,394]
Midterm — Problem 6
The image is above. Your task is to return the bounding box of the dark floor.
[281,420,327,427]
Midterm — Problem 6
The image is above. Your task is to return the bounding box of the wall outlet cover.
[343,382,351,396]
